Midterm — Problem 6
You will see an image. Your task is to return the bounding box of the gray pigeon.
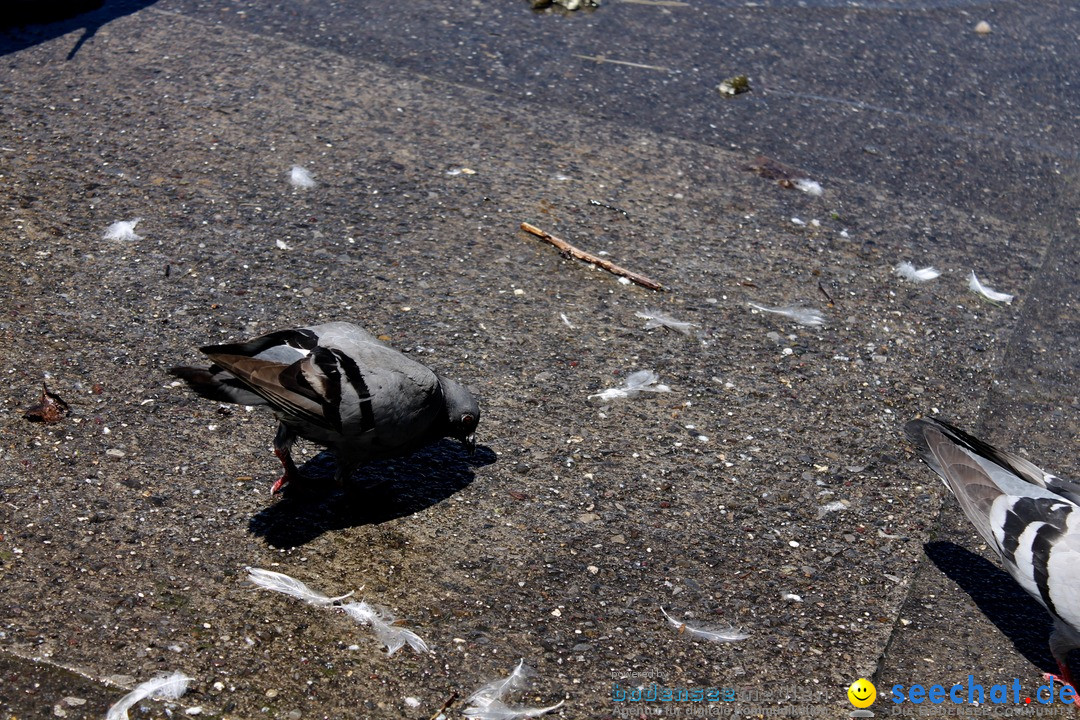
[170,322,480,494]
[907,417,1080,698]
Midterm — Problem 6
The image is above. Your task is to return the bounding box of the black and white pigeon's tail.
[168,365,267,407]
[908,417,1080,700]
[906,417,1080,616]
[906,417,1080,507]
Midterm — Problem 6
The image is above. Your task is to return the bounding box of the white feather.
[635,309,696,335]
[464,660,565,720]
[103,218,142,241]
[105,672,190,720]
[661,607,749,643]
[793,178,823,196]
[559,313,574,329]
[968,271,1014,303]
[894,261,941,282]
[341,601,430,655]
[246,567,352,606]
[748,302,825,327]
[246,568,427,654]
[588,369,671,401]
[289,165,316,189]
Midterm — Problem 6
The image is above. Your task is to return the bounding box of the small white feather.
[341,601,430,655]
[816,500,848,518]
[588,369,671,401]
[105,671,191,720]
[246,567,352,606]
[466,659,531,707]
[559,313,574,329]
[289,165,316,189]
[464,660,565,720]
[661,607,749,643]
[103,218,142,241]
[635,309,696,335]
[894,261,941,282]
[968,271,1013,303]
[793,178,823,196]
[748,302,825,327]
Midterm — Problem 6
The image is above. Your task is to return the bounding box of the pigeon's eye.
[461,413,476,429]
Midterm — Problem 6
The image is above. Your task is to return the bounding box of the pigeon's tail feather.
[908,417,1058,490]
[906,418,1006,550]
[169,365,267,406]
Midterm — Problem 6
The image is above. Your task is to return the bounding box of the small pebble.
[974,20,991,34]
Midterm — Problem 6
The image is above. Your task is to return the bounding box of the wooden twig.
[428,692,458,720]
[817,280,836,306]
[520,222,665,291]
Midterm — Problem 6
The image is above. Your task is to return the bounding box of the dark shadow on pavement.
[0,0,160,59]
[247,441,497,549]
[926,541,1056,674]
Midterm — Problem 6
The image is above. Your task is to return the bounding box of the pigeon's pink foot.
[1042,670,1080,705]
[270,448,300,495]
[269,474,288,495]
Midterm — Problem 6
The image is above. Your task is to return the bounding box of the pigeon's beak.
[462,433,476,454]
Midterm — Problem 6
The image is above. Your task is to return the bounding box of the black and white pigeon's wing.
[906,418,1080,630]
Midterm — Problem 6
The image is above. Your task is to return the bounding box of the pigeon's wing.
[201,327,322,363]
[907,418,1080,627]
[170,328,320,407]
[200,347,338,431]
[197,326,356,430]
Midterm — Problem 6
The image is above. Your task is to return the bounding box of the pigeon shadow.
[925,541,1056,673]
[0,0,161,60]
[247,440,497,549]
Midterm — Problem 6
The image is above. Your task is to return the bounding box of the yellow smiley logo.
[848,678,876,708]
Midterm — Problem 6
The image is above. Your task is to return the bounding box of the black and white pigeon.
[906,417,1080,697]
[170,322,480,495]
